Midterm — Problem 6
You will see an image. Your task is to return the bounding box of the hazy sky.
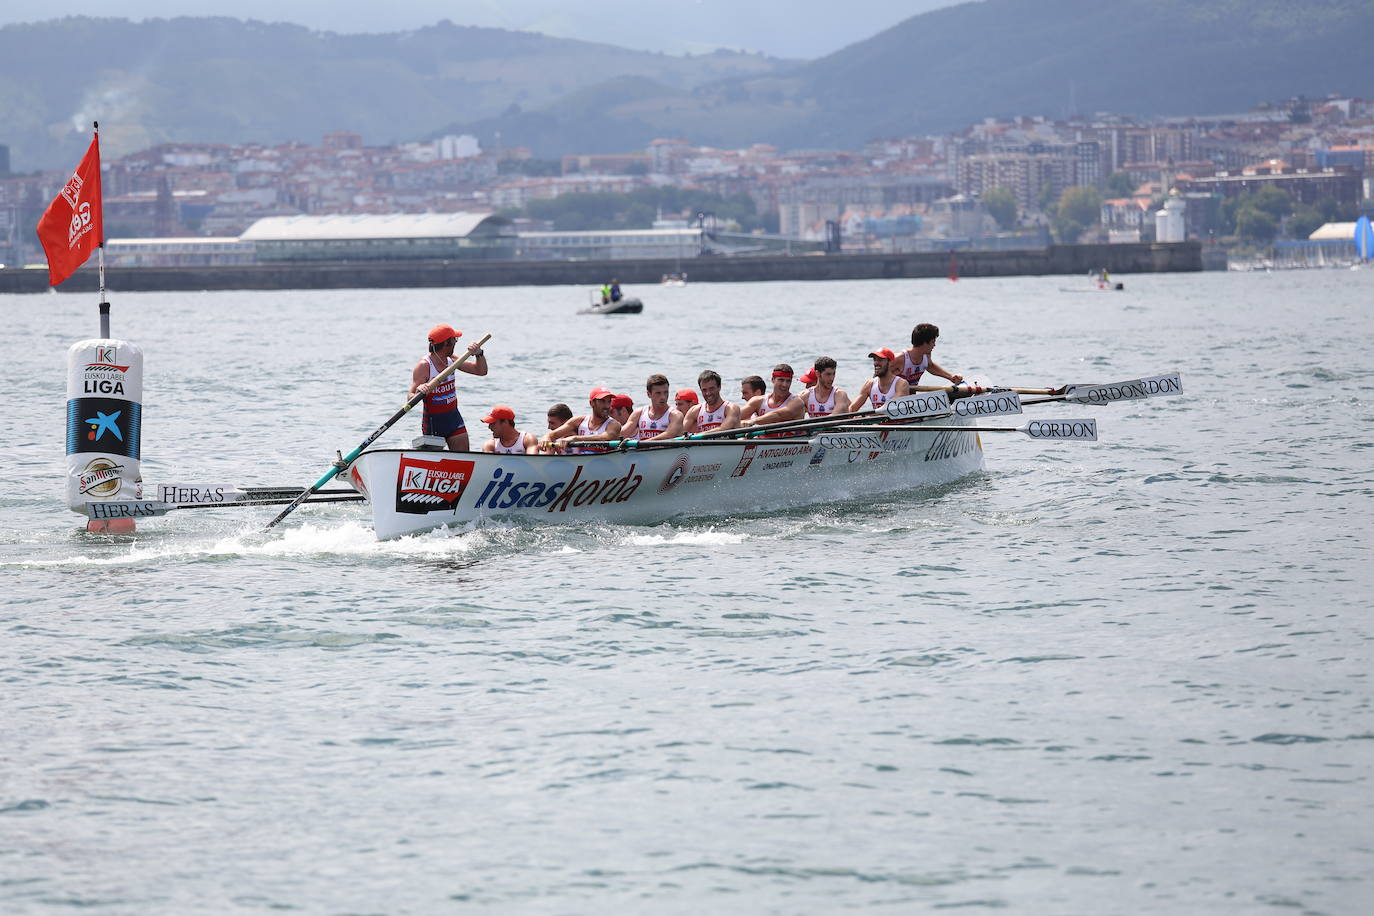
[0,0,957,58]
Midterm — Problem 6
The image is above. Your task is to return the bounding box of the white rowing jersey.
[869,376,899,409]
[575,415,612,453]
[492,433,527,454]
[756,394,792,417]
[898,350,929,385]
[806,387,837,418]
[636,407,673,440]
[696,400,733,433]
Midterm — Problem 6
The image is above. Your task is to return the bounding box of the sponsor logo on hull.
[659,454,689,493]
[473,462,644,513]
[395,456,477,515]
[924,430,981,462]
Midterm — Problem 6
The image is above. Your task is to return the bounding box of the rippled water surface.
[3,271,1372,913]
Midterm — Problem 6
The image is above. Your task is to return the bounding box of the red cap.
[799,368,818,385]
[481,405,515,423]
[589,386,614,403]
[868,347,897,361]
[610,393,634,410]
[427,324,461,344]
[675,388,699,404]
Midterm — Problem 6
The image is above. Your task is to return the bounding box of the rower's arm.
[894,377,911,397]
[718,403,742,431]
[927,361,963,384]
[481,440,496,453]
[681,405,701,436]
[542,417,581,449]
[745,398,805,426]
[848,380,873,413]
[738,396,763,421]
[410,360,429,397]
[522,433,541,455]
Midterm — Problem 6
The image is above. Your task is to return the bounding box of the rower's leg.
[446,430,470,452]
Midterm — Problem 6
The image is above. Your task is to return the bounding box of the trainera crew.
[480,405,540,455]
[620,374,685,442]
[542,386,623,453]
[742,363,806,427]
[683,370,740,434]
[411,324,488,451]
[610,393,635,429]
[849,347,911,412]
[801,356,849,419]
[674,388,699,415]
[897,323,964,387]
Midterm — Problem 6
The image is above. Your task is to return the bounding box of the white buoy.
[67,338,143,532]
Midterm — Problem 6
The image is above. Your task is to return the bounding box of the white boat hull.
[346,422,985,540]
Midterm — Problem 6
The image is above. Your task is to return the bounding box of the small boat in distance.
[661,272,687,287]
[580,296,643,315]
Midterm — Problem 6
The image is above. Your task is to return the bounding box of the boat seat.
[410,435,449,450]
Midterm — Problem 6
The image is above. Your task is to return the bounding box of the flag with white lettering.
[36,133,103,287]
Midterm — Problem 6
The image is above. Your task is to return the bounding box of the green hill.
[0,17,787,170]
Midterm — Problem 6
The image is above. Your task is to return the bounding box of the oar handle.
[265,332,492,530]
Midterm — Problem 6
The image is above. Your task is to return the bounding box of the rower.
[410,324,488,451]
[897,323,964,388]
[542,386,622,453]
[801,356,849,419]
[545,402,573,454]
[849,347,910,412]
[737,375,767,421]
[610,393,635,429]
[620,374,685,443]
[481,405,540,455]
[684,369,740,434]
[674,388,699,415]
[742,363,805,427]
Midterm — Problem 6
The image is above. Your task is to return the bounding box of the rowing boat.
[345,417,986,540]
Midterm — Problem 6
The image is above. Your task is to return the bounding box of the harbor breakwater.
[0,241,1200,294]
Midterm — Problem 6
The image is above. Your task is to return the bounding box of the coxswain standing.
[411,324,488,451]
[801,356,850,419]
[542,386,623,453]
[620,374,684,442]
[849,347,910,412]
[897,323,963,388]
[480,405,540,455]
[684,370,740,434]
[742,363,805,427]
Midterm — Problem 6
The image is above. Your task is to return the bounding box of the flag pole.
[93,121,110,338]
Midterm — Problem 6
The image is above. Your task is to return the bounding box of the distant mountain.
[448,0,1374,154]
[0,17,788,170]
[3,3,1372,170]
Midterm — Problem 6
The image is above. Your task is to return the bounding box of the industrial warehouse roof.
[1308,221,1358,241]
[240,212,511,242]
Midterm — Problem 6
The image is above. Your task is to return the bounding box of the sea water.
[2,270,1372,913]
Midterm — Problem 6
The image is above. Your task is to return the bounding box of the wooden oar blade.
[1064,372,1182,405]
[883,391,950,420]
[1024,419,1097,441]
[951,390,1022,419]
[82,500,173,520]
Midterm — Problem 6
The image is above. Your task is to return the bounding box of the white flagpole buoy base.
[67,339,143,530]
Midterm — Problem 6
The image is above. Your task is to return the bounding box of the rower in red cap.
[610,393,635,429]
[410,323,488,451]
[541,386,623,453]
[480,405,539,454]
[674,388,699,415]
[849,347,910,412]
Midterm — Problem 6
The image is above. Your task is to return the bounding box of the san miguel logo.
[395,456,476,515]
[78,457,124,497]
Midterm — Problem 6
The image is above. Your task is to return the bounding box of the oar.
[1021,372,1182,406]
[265,332,492,530]
[567,435,818,449]
[830,419,1098,441]
[85,493,365,521]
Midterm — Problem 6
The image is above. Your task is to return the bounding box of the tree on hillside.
[1052,186,1102,243]
[1235,207,1278,241]
[1105,172,1136,197]
[982,186,1018,230]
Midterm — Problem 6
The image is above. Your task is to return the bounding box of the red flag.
[36,133,103,287]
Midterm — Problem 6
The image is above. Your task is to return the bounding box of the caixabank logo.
[395,456,477,515]
[66,397,141,459]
